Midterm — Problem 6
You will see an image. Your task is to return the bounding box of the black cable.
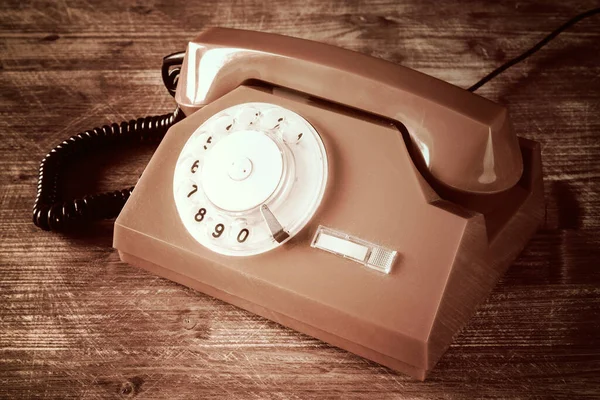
[162,51,186,96]
[33,52,185,232]
[468,8,600,92]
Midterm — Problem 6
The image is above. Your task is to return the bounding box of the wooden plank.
[1,0,599,398]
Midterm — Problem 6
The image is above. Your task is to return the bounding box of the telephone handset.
[175,28,523,195]
[35,28,545,378]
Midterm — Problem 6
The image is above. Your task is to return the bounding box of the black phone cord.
[33,52,186,232]
[468,8,599,92]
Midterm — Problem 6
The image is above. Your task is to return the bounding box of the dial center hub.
[228,157,253,181]
[201,130,284,212]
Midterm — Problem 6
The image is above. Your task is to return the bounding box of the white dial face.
[173,102,328,256]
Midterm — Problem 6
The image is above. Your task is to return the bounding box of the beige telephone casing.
[114,28,543,379]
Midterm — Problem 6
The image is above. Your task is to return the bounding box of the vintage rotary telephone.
[33,10,598,379]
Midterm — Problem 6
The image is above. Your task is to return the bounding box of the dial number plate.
[173,102,328,256]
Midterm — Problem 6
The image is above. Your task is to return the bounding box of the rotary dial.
[173,102,328,256]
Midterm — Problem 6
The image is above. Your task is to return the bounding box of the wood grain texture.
[1,0,599,398]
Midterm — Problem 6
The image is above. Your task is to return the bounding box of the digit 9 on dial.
[173,103,328,256]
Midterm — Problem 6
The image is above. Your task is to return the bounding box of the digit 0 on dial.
[173,103,328,256]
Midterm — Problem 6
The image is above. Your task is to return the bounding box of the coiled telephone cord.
[33,52,185,231]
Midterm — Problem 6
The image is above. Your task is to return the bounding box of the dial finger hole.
[188,132,215,152]
[186,205,209,228]
[176,178,200,202]
[282,125,305,145]
[210,114,235,135]
[206,215,228,240]
[175,154,196,176]
[234,106,259,129]
[178,155,204,179]
[185,130,207,151]
[259,108,285,130]
[230,218,251,244]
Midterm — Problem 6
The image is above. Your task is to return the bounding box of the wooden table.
[2,1,599,398]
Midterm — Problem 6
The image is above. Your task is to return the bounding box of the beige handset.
[114,28,543,379]
[175,28,523,195]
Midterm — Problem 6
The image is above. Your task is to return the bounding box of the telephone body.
[113,28,544,379]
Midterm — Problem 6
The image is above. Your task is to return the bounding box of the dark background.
[1,0,599,398]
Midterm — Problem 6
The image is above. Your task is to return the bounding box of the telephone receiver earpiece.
[174,28,524,195]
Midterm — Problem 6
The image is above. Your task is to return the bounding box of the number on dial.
[195,208,207,222]
[212,223,225,238]
[237,228,249,243]
[190,160,199,173]
[187,184,198,198]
